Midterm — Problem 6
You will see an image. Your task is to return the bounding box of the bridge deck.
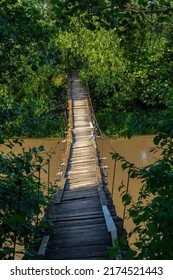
[40,70,122,260]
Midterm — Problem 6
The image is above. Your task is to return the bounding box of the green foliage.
[0,139,52,259]
[113,131,173,259]
[53,1,173,136]
[0,93,66,138]
[1,0,173,137]
[0,0,67,138]
[108,238,120,259]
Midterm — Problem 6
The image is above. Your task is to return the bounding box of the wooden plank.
[51,226,110,238]
[51,212,105,222]
[102,205,117,236]
[45,244,109,260]
[48,236,111,248]
[62,192,98,201]
[38,235,50,258]
[102,205,122,259]
[48,211,104,221]
[53,220,107,229]
[66,178,98,186]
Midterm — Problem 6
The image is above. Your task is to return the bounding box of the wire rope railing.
[52,70,74,204]
[85,82,139,232]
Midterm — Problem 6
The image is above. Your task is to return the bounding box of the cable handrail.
[85,82,137,217]
[85,82,139,169]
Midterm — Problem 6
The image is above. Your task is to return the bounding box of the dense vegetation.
[0,0,173,259]
[1,0,172,138]
[0,0,67,139]
[57,2,173,136]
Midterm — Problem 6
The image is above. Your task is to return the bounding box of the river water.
[1,135,159,252]
[98,135,160,247]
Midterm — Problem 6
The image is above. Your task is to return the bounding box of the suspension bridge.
[38,70,125,260]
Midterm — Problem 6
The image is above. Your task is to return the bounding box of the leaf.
[118,182,125,192]
[4,215,26,230]
[147,223,156,237]
[108,239,119,260]
[24,248,37,259]
[13,138,23,146]
[130,170,137,178]
[27,153,33,161]
[122,194,132,205]
[153,135,160,146]
[42,168,47,174]
[5,145,12,149]
[121,162,128,170]
[134,241,143,249]
[138,0,146,5]
[116,12,125,20]
[33,237,41,244]
[123,248,136,260]
[120,190,126,197]
[38,145,45,151]
[0,137,5,144]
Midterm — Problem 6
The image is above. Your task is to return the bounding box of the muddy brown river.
[1,135,159,251]
[98,135,160,247]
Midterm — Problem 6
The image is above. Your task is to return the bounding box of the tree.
[0,0,67,138]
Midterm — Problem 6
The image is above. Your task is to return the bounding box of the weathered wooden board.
[45,244,110,260]
[53,217,107,228]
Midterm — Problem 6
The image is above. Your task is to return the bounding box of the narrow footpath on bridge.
[38,70,124,260]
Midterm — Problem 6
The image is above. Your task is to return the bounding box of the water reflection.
[140,150,148,165]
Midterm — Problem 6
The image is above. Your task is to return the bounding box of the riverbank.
[96,108,168,137]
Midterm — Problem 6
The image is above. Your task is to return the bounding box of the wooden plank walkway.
[39,70,123,260]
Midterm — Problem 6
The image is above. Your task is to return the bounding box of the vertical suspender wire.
[13,179,22,260]
[121,166,131,235]
[64,111,67,137]
[64,112,67,138]
[35,167,41,239]
[62,112,66,138]
[47,159,50,198]
[47,158,50,220]
[101,137,104,158]
[58,138,61,166]
[111,157,117,197]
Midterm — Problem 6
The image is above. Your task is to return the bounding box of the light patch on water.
[140,150,148,165]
